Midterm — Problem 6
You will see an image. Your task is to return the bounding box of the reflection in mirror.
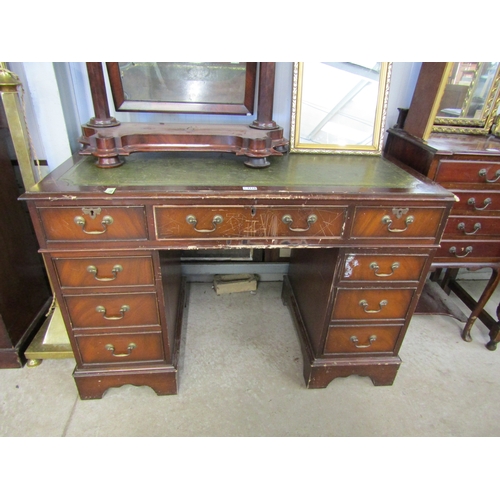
[436,62,500,120]
[290,62,391,154]
[107,62,257,114]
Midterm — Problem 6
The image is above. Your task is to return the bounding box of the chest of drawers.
[385,129,500,344]
[22,152,454,398]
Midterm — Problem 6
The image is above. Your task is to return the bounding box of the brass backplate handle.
[282,214,318,232]
[74,214,114,234]
[457,222,481,235]
[468,197,492,211]
[87,264,123,281]
[382,215,414,232]
[105,342,136,357]
[186,214,223,233]
[359,299,388,313]
[479,168,500,183]
[369,261,400,277]
[449,246,473,258]
[96,304,130,320]
[350,335,377,348]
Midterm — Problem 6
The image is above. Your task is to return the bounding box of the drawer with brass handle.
[434,160,500,184]
[451,191,500,214]
[435,241,500,260]
[331,288,415,321]
[350,207,444,239]
[76,332,164,365]
[324,325,402,354]
[443,216,500,238]
[38,206,148,241]
[64,292,160,329]
[53,256,155,288]
[341,253,427,282]
[155,205,346,240]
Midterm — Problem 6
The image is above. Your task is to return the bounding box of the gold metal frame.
[290,62,392,155]
[432,62,500,135]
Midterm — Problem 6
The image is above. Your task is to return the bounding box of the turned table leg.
[486,302,500,351]
[461,268,500,342]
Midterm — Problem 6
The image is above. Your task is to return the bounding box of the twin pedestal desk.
[22,153,454,399]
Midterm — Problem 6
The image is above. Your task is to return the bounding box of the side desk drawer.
[342,253,427,282]
[54,256,155,288]
[435,160,500,184]
[325,325,402,354]
[351,207,444,239]
[444,216,500,238]
[38,206,148,241]
[76,332,164,364]
[436,241,500,260]
[332,288,415,321]
[65,292,160,329]
[451,191,500,214]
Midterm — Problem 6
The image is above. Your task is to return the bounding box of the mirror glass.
[107,62,257,115]
[436,62,500,120]
[290,62,391,154]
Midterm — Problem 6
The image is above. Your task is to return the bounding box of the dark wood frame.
[81,62,287,169]
[106,62,257,115]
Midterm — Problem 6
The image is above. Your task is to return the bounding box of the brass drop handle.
[350,335,377,348]
[381,215,414,232]
[468,197,492,211]
[87,264,123,281]
[479,168,500,183]
[186,214,223,233]
[370,261,400,277]
[74,215,114,234]
[359,299,388,314]
[96,304,130,320]
[282,214,318,232]
[457,222,481,235]
[105,342,136,357]
[449,246,473,258]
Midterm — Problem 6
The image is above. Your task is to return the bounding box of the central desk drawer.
[76,332,164,364]
[351,207,444,239]
[154,206,346,239]
[38,206,148,242]
[342,253,427,282]
[332,288,415,321]
[65,292,160,329]
[54,256,155,288]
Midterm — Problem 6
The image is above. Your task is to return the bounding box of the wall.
[7,62,422,173]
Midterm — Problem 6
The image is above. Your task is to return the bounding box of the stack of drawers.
[385,129,500,346]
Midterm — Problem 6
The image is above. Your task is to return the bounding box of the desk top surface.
[24,152,453,201]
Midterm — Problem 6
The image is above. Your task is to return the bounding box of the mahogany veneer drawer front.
[332,288,415,321]
[38,206,148,241]
[451,191,500,214]
[434,160,500,184]
[154,205,346,239]
[65,292,160,330]
[444,216,500,238]
[350,207,444,239]
[342,253,427,282]
[324,325,402,354]
[436,241,500,260]
[54,256,155,288]
[76,332,164,365]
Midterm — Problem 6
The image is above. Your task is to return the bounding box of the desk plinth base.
[282,276,400,389]
[73,366,178,400]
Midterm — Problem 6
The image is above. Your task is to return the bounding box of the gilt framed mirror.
[106,62,257,115]
[432,62,500,135]
[290,62,392,155]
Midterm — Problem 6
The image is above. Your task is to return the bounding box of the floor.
[1,276,500,437]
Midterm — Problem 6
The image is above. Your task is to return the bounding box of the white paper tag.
[242,186,257,191]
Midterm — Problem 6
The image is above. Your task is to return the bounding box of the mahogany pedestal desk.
[385,129,500,349]
[21,152,454,399]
